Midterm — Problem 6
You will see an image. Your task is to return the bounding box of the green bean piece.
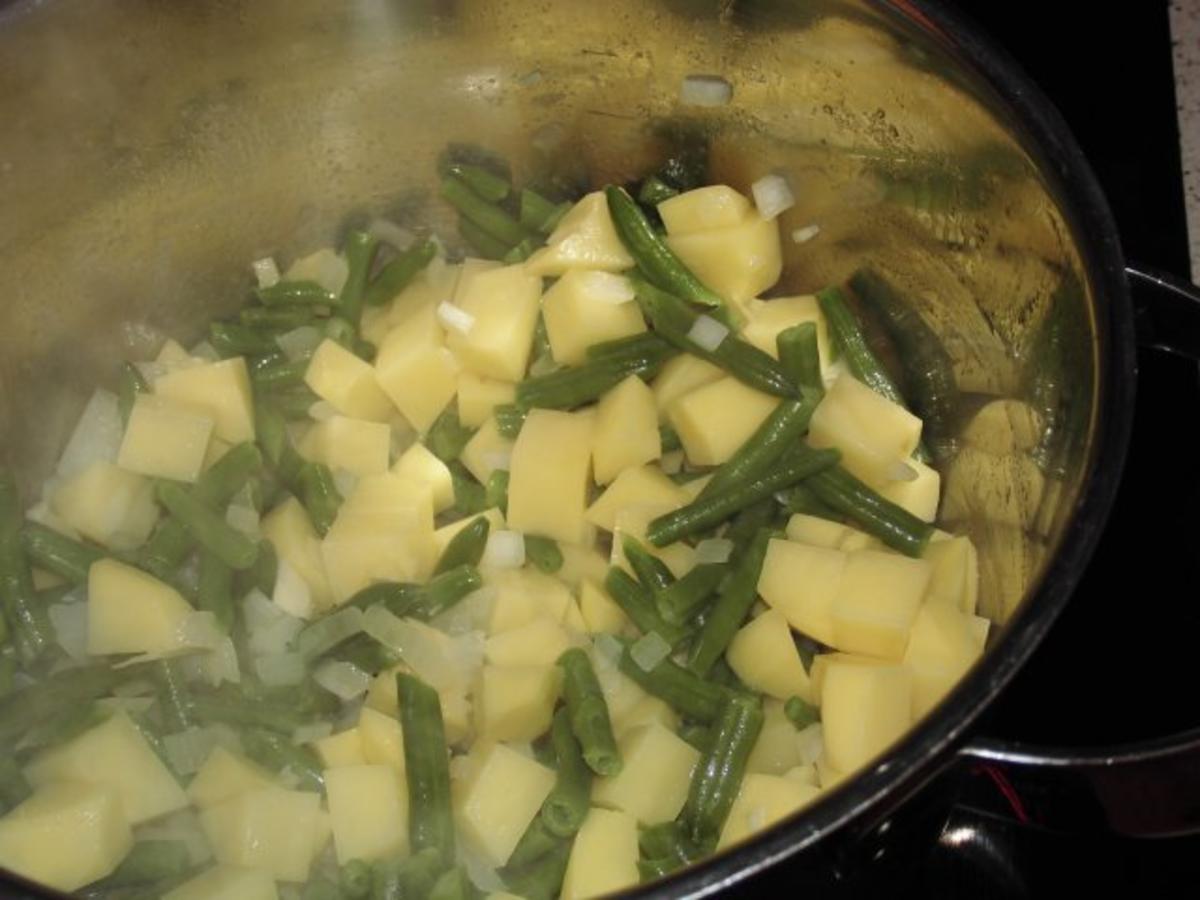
[250,355,310,391]
[659,423,683,454]
[98,839,191,888]
[637,821,708,881]
[520,188,571,235]
[397,673,456,867]
[156,483,259,571]
[154,659,194,733]
[687,529,772,677]
[605,185,725,310]
[254,401,302,480]
[816,285,911,404]
[493,403,528,439]
[118,362,151,426]
[426,407,476,463]
[195,547,235,633]
[298,878,342,900]
[412,565,483,620]
[238,539,278,598]
[338,230,381,327]
[681,692,764,844]
[449,163,511,202]
[677,721,711,754]
[638,175,680,205]
[603,568,688,648]
[541,708,591,837]
[503,238,539,264]
[621,535,674,593]
[696,397,818,501]
[433,516,491,575]
[506,815,564,869]
[524,535,563,575]
[208,321,280,358]
[255,279,338,307]
[784,695,820,730]
[373,847,443,900]
[363,238,439,308]
[502,840,571,900]
[0,663,135,745]
[458,215,513,260]
[774,482,840,520]
[20,522,104,585]
[0,755,32,813]
[558,647,622,777]
[485,470,509,514]
[0,472,51,664]
[429,867,478,900]
[298,462,343,536]
[516,342,676,410]
[241,727,324,791]
[656,563,726,626]
[449,463,488,516]
[806,465,934,557]
[346,580,420,614]
[240,305,315,330]
[269,386,322,421]
[723,500,777,554]
[646,445,840,547]
[583,332,667,363]
[617,642,726,723]
[441,174,535,247]
[777,321,824,399]
[21,702,110,758]
[339,859,373,899]
[333,632,402,674]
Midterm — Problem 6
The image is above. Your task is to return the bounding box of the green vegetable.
[433,516,491,575]
[429,868,479,900]
[239,539,279,598]
[602,568,688,648]
[449,163,511,202]
[503,237,538,264]
[687,529,773,676]
[458,216,513,260]
[816,285,905,406]
[784,695,820,730]
[659,423,682,454]
[269,386,323,421]
[519,189,570,235]
[97,839,191,888]
[298,878,342,900]
[621,535,674,594]
[680,692,764,844]
[776,321,824,399]
[773,482,840,520]
[524,535,563,574]
[208,321,280,358]
[0,755,32,814]
[397,673,456,867]
[154,659,194,733]
[617,641,726,723]
[502,840,571,900]
[696,396,817,500]
[655,563,726,626]
[411,565,483,620]
[363,239,439,309]
[541,708,591,837]
[20,522,104,586]
[20,703,110,759]
[373,847,443,900]
[240,305,315,330]
[493,403,528,439]
[156,482,260,571]
[506,815,564,869]
[449,462,487,516]
[584,332,670,363]
[637,821,708,881]
[637,175,680,206]
[485,470,509,514]
[806,465,934,557]
[0,471,51,664]
[197,547,236,634]
[441,174,534,247]
[241,727,324,791]
[117,362,151,426]
[339,859,373,899]
[250,355,310,391]
[426,407,476,463]
[516,341,676,410]
[255,279,338,307]
[557,647,622,777]
[298,462,343,536]
[0,663,136,746]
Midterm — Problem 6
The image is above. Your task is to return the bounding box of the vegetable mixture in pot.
[0,147,988,899]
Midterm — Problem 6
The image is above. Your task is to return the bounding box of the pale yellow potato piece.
[741,295,834,377]
[298,415,391,477]
[433,508,507,558]
[717,773,822,850]
[667,377,779,466]
[446,264,542,382]
[830,550,931,660]
[364,667,472,747]
[325,765,409,864]
[651,354,725,412]
[784,763,819,787]
[314,728,367,769]
[923,535,979,615]
[808,373,923,485]
[474,665,561,742]
[611,504,695,579]
[164,866,278,900]
[613,694,679,737]
[808,651,893,700]
[0,781,132,893]
[589,647,652,728]
[556,543,611,589]
[541,269,646,365]
[523,192,635,276]
[50,460,158,550]
[453,742,556,867]
[507,410,593,544]
[26,712,188,824]
[374,301,460,432]
[785,513,853,549]
[155,357,256,443]
[727,608,814,702]
[484,617,572,667]
[487,567,574,634]
[118,394,213,482]
[593,722,699,825]
[666,213,782,306]
[658,185,752,235]
[156,338,196,370]
[578,578,631,635]
[357,707,406,773]
[457,372,516,428]
[392,442,455,513]
[584,465,689,532]
[460,418,514,486]
[261,498,335,612]
[758,539,846,646]
[305,339,395,422]
[747,700,805,776]
[200,786,324,882]
[188,747,278,808]
[903,601,985,718]
[878,456,941,523]
[87,558,193,656]
[284,246,348,294]
[560,807,640,900]
[590,374,660,485]
[821,658,912,774]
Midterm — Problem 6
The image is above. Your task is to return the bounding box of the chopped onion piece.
[314,660,372,701]
[751,174,796,221]
[255,652,306,687]
[660,451,684,475]
[56,390,123,479]
[163,728,221,776]
[362,607,482,692]
[791,224,821,244]
[202,637,241,686]
[430,586,497,636]
[296,607,365,659]
[630,632,672,672]
[481,448,512,472]
[367,219,415,249]
[189,341,220,362]
[225,488,261,540]
[437,302,476,335]
[694,538,734,565]
[48,602,88,660]
[592,632,624,664]
[886,459,920,483]
[275,325,323,362]
[680,74,733,107]
[244,589,304,656]
[252,256,281,289]
[309,400,338,422]
[273,559,316,620]
[795,723,824,766]
[687,315,729,352]
[292,721,334,745]
[578,271,635,305]
[284,247,348,295]
[482,530,525,569]
[332,469,358,502]
[176,611,223,651]
[458,843,506,894]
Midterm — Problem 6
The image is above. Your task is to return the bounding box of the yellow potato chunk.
[484,617,572,667]
[727,608,814,702]
[188,747,278,808]
[541,270,646,365]
[923,535,979,615]
[592,375,660,485]
[200,786,324,882]
[460,418,514,486]
[26,712,188,824]
[392,442,454,513]
[284,247,348,294]
[474,665,561,742]
[651,354,724,412]
[87,558,193,656]
[578,578,631,635]
[903,601,985,718]
[830,550,932,660]
[507,410,593,544]
[453,742,556,867]
[155,358,256,443]
[156,338,196,370]
[374,301,460,432]
[433,508,507,559]
[487,567,574,634]
[118,394,213,482]
[325,765,409,864]
[457,372,516,428]
[50,460,158,550]
[666,213,782,306]
[809,651,891,700]
[314,728,366,769]
[298,415,391,477]
[611,504,695,579]
[0,781,132,893]
[305,339,395,422]
[556,543,610,589]
[746,700,805,776]
[821,658,912,773]
[740,295,834,375]
[612,694,679,737]
[658,185,752,235]
[446,264,542,382]
[717,773,821,850]
[785,513,853,549]
[593,722,699,824]
[584,465,689,532]
[523,192,635,276]
[163,866,278,900]
[667,377,779,466]
[261,498,335,612]
[357,707,406,773]
[878,457,941,523]
[808,373,923,485]
[560,807,640,900]
[758,539,846,645]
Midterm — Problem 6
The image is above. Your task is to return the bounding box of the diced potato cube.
[784,763,819,787]
[284,246,348,294]
[507,410,593,545]
[923,535,979,615]
[592,722,699,824]
[658,185,752,235]
[556,543,611,589]
[611,504,695,578]
[50,460,158,550]
[460,418,514,486]
[592,375,660,484]
[717,773,821,850]
[903,601,984,718]
[741,295,834,377]
[667,377,779,466]
[453,742,556,867]
[305,339,395,422]
[484,617,572,667]
[199,786,324,882]
[433,508,507,559]
[758,540,846,646]
[651,354,725,412]
[298,414,390,477]
[523,192,635,276]
[747,700,804,776]
[727,608,814,702]
[86,558,194,656]
[541,270,646,365]
[817,757,850,791]
[117,394,213,482]
[821,658,912,773]
[474,665,561,742]
[374,301,460,432]
[188,747,278,808]
[837,528,881,552]
[26,712,188,824]
[809,651,892,700]
[392,442,454,513]
[878,457,941,523]
[156,338,196,370]
[261,498,335,612]
[314,728,367,769]
[808,373,923,485]
[487,567,574,634]
[458,372,516,428]
[560,807,639,900]
[785,513,852,549]
[163,865,278,900]
[358,707,406,773]
[446,264,542,382]
[0,781,132,892]
[376,259,462,332]
[155,358,256,443]
[584,465,689,532]
[589,647,651,728]
[578,578,631,635]
[665,213,782,306]
[830,550,931,660]
[325,765,409,863]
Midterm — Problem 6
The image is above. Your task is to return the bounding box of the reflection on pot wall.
[0,0,1095,631]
